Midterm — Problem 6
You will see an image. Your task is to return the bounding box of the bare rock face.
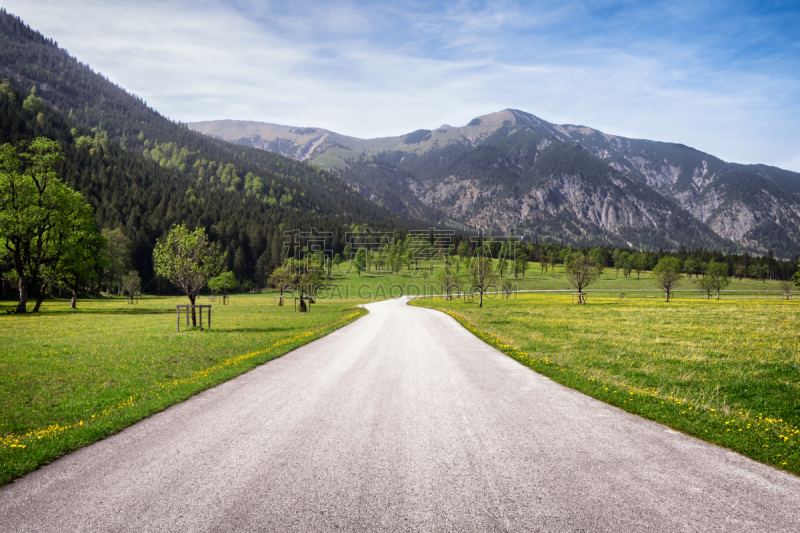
[189,109,800,256]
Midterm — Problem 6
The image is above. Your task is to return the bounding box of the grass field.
[0,294,364,486]
[2,261,796,485]
[411,293,800,475]
[313,260,793,299]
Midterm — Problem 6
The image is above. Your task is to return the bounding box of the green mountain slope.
[0,9,424,287]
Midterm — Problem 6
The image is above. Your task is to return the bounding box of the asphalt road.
[2,297,800,532]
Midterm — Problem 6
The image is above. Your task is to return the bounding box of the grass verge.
[411,294,800,475]
[0,294,365,486]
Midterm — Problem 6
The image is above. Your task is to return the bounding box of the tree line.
[0,76,414,311]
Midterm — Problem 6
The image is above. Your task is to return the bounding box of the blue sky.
[5,0,800,171]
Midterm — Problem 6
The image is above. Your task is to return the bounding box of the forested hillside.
[0,10,421,292]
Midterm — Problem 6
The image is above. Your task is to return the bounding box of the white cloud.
[3,0,799,171]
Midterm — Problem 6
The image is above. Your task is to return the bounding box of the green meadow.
[2,260,797,485]
[320,260,790,298]
[0,294,364,486]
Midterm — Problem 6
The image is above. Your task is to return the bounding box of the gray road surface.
[2,297,800,532]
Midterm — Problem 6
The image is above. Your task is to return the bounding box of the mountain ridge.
[189,110,800,257]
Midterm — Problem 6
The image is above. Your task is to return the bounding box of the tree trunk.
[71,288,77,309]
[189,294,197,326]
[479,290,483,308]
[16,279,28,314]
[716,289,720,300]
[32,283,47,312]
[665,290,670,302]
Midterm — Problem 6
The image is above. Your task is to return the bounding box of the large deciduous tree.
[153,224,225,326]
[48,220,109,309]
[101,228,132,295]
[0,137,99,313]
[652,257,682,302]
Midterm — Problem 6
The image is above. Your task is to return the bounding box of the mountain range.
[190,110,800,257]
[1,7,798,262]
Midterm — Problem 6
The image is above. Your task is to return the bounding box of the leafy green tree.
[49,219,108,308]
[612,249,622,277]
[389,251,403,275]
[208,271,237,298]
[496,253,507,278]
[619,251,632,279]
[703,261,731,300]
[633,253,648,279]
[684,258,699,279]
[403,249,413,270]
[354,248,367,277]
[267,266,293,302]
[761,264,770,282]
[153,225,226,326]
[733,263,746,281]
[564,252,600,304]
[101,228,132,295]
[22,87,45,115]
[652,257,682,302]
[122,270,141,303]
[590,247,607,271]
[548,250,559,277]
[0,137,97,313]
[513,256,526,280]
[289,258,322,309]
[457,239,470,260]
[0,79,16,103]
[332,253,343,273]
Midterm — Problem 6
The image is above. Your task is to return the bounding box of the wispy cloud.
[4,0,800,171]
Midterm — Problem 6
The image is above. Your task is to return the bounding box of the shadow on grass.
[1,307,176,316]
[203,326,299,334]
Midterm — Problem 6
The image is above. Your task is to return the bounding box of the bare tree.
[779,279,793,299]
[436,268,461,301]
[467,255,498,308]
[564,253,600,304]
